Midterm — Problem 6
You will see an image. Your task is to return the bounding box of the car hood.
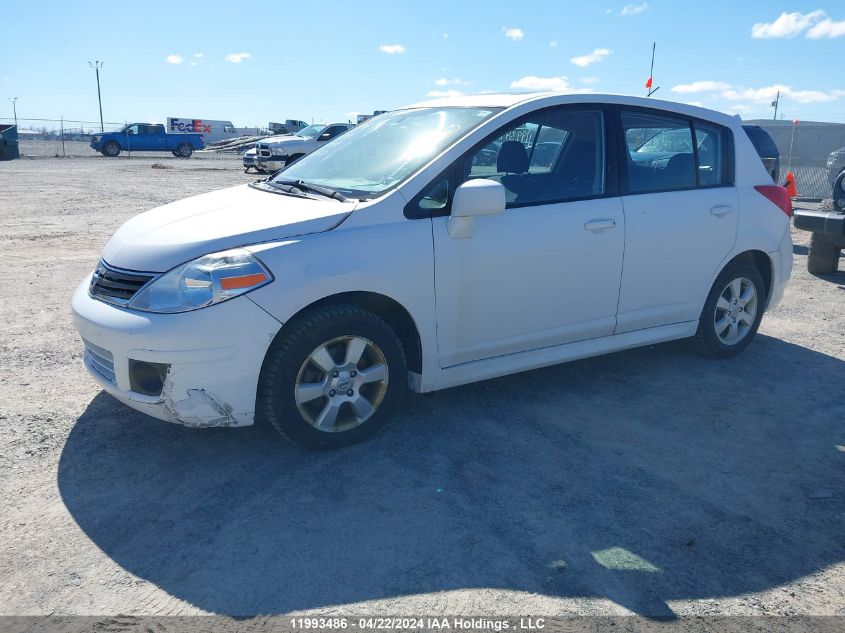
[101,184,355,272]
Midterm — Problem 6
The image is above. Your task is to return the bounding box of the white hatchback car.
[73,93,793,448]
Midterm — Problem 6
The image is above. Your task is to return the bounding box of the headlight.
[128,248,273,313]
[272,146,288,156]
[93,135,100,142]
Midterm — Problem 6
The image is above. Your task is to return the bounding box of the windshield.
[272,107,501,197]
[296,124,326,139]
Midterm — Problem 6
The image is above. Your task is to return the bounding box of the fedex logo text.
[169,119,212,133]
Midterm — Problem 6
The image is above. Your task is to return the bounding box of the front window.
[273,107,500,197]
[296,125,326,139]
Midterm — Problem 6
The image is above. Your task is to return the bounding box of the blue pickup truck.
[90,123,205,157]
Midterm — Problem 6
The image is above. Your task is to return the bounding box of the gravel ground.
[0,153,843,620]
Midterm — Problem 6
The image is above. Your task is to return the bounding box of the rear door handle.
[584,219,616,232]
[710,205,735,217]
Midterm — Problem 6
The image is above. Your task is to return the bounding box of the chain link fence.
[4,116,845,199]
[0,117,130,158]
[746,119,845,200]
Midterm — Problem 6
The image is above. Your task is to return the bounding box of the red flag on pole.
[793,116,799,126]
[645,77,653,89]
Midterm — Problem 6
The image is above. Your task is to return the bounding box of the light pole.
[88,61,104,132]
[8,97,18,128]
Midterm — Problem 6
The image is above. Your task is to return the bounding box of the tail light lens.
[755,185,793,218]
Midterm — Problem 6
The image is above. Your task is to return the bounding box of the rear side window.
[622,112,695,192]
[694,121,724,186]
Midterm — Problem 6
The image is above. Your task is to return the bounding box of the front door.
[431,107,626,367]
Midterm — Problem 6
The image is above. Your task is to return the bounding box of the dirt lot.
[0,150,843,619]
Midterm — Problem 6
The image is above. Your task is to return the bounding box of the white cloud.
[570,48,612,67]
[621,2,648,16]
[581,77,600,84]
[721,83,841,104]
[433,77,471,86]
[751,10,825,38]
[549,40,558,47]
[807,17,845,38]
[509,75,594,93]
[502,27,524,41]
[379,43,406,54]
[193,52,204,58]
[671,80,732,94]
[165,54,184,64]
[189,62,198,67]
[427,89,465,98]
[225,52,252,63]
[442,32,449,39]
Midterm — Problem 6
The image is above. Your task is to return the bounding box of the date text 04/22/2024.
[288,618,547,631]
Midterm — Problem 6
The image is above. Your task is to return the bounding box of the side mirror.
[448,179,506,239]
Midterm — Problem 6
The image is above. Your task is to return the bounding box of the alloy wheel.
[294,335,389,432]
[714,277,758,345]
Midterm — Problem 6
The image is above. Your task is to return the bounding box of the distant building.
[744,119,845,166]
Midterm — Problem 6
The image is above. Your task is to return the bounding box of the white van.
[75,93,793,448]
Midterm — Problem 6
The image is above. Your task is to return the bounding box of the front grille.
[90,261,155,306]
[257,144,272,158]
[83,340,116,384]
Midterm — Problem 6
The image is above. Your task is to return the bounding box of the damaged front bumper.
[72,276,283,428]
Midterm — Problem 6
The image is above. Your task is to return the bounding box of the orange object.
[220,273,267,290]
[784,171,797,197]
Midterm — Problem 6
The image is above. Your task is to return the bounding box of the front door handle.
[710,205,735,217]
[584,219,616,232]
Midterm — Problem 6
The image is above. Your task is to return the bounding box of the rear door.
[615,109,738,333]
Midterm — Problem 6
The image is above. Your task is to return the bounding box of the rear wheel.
[257,305,406,449]
[694,262,766,358]
[176,143,193,158]
[103,142,120,157]
[807,232,841,274]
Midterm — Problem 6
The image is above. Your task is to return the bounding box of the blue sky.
[2,0,844,129]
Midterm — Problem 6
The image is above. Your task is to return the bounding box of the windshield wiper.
[276,179,348,202]
[249,179,313,199]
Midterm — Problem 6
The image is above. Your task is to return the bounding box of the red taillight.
[755,185,793,218]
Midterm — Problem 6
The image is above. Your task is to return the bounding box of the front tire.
[257,305,406,449]
[103,142,120,157]
[694,262,766,358]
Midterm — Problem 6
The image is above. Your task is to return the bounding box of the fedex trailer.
[167,118,262,143]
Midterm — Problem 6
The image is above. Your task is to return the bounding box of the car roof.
[404,92,740,127]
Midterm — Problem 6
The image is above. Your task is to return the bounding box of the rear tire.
[807,233,841,274]
[694,262,766,358]
[257,305,406,449]
[176,143,193,158]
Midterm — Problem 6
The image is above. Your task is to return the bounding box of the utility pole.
[88,61,104,132]
[772,91,780,121]
[8,97,18,127]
